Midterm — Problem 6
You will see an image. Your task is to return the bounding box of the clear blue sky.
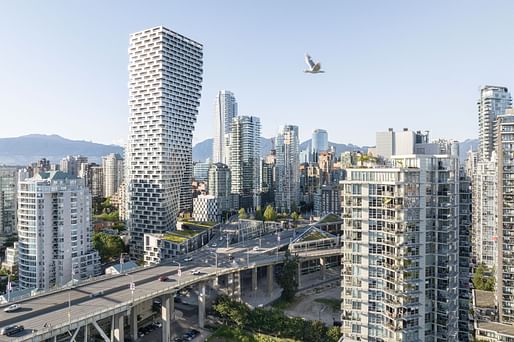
[1,1,513,146]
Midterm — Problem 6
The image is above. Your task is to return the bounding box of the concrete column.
[112,313,125,342]
[266,264,273,295]
[161,293,172,342]
[130,306,138,342]
[232,271,241,302]
[252,267,258,292]
[83,323,90,342]
[198,282,206,328]
[320,257,326,280]
[297,262,302,289]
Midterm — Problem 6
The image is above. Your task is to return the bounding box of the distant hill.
[193,137,478,162]
[0,134,123,165]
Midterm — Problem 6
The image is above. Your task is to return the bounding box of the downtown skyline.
[2,1,514,147]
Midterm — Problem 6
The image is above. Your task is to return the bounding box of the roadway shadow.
[16,307,33,313]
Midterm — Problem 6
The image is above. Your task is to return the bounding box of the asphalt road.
[0,228,307,341]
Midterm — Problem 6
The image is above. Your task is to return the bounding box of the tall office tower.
[496,110,514,323]
[60,156,88,177]
[458,168,472,341]
[17,171,100,290]
[0,167,17,235]
[79,163,104,198]
[208,163,231,197]
[341,154,460,341]
[478,85,511,161]
[311,129,328,162]
[102,153,124,198]
[228,116,261,210]
[471,156,498,268]
[275,125,300,213]
[208,163,232,213]
[213,90,238,164]
[126,26,203,258]
[193,161,211,182]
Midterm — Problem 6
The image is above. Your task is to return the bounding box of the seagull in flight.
[304,53,325,73]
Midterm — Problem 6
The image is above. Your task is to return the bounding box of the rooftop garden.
[318,214,342,224]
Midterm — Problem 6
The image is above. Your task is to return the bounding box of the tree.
[472,263,495,291]
[238,208,248,220]
[263,205,277,222]
[93,232,125,262]
[290,212,299,223]
[326,326,342,342]
[277,249,299,301]
[254,206,263,221]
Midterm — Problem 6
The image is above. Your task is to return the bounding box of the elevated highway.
[0,228,340,342]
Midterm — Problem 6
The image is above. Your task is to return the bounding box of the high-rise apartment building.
[102,153,124,198]
[472,155,498,268]
[0,167,17,236]
[478,85,511,161]
[17,171,100,290]
[213,90,238,164]
[312,129,328,162]
[126,26,203,258]
[208,162,233,213]
[341,154,461,341]
[275,125,300,212]
[228,116,261,210]
[60,155,88,177]
[193,161,211,182]
[496,110,514,323]
[458,168,472,341]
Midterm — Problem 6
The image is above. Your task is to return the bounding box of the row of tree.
[239,205,301,223]
[212,295,340,342]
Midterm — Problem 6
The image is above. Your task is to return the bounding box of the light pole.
[120,252,129,274]
[6,274,11,302]
[69,262,78,327]
[126,273,135,303]
[210,252,218,273]
[172,261,181,285]
[246,248,250,267]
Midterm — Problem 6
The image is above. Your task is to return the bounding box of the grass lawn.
[207,327,298,342]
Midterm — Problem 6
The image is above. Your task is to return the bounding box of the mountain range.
[0,134,123,165]
[0,134,478,166]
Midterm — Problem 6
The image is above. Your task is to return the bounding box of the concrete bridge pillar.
[320,257,326,280]
[297,262,302,289]
[252,267,258,292]
[198,282,206,328]
[112,312,125,342]
[232,271,241,302]
[130,305,138,342]
[266,264,273,295]
[161,293,174,342]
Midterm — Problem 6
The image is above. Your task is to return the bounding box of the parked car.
[211,243,217,247]
[3,304,21,313]
[0,325,24,336]
[152,321,162,328]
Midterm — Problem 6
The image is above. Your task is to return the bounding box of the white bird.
[304,53,325,73]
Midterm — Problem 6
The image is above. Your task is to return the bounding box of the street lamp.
[126,273,135,303]
[246,248,250,267]
[69,262,79,327]
[172,261,182,285]
[210,251,218,273]
[120,252,129,274]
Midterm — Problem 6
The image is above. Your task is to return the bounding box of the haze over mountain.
[0,134,478,166]
[0,134,123,165]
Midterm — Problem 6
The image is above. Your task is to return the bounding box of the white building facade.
[341,154,461,341]
[213,90,238,164]
[17,171,100,290]
[102,153,124,198]
[126,26,203,258]
[228,116,261,210]
[275,125,300,213]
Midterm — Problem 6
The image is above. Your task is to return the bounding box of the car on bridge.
[184,257,193,262]
[190,270,201,275]
[0,324,24,336]
[3,304,21,313]
[159,275,169,282]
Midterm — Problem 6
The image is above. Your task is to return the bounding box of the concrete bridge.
[0,229,340,342]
